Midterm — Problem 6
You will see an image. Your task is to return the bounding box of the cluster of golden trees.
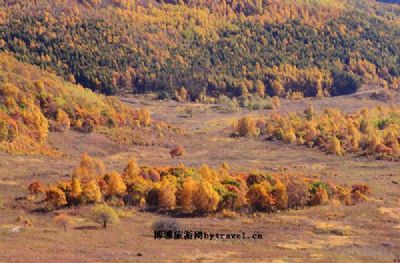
[236,106,400,160]
[28,153,370,214]
[0,54,153,154]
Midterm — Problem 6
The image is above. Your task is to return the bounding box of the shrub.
[170,146,184,158]
[309,182,329,206]
[152,218,181,232]
[138,108,151,127]
[28,181,45,198]
[217,95,239,113]
[247,182,276,212]
[351,184,371,195]
[283,129,297,144]
[54,214,74,232]
[45,187,67,209]
[286,178,309,209]
[327,137,343,155]
[335,185,352,205]
[310,188,329,205]
[115,209,134,219]
[237,117,258,137]
[91,204,119,228]
[221,209,237,219]
[351,184,371,203]
[16,216,33,227]
[239,94,271,110]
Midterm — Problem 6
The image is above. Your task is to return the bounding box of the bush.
[310,188,329,206]
[309,182,329,206]
[54,214,74,232]
[16,216,33,227]
[45,187,67,209]
[327,137,343,155]
[91,204,119,228]
[221,209,237,219]
[28,181,45,198]
[237,117,259,137]
[247,182,275,212]
[239,95,272,110]
[217,95,239,113]
[152,218,181,232]
[170,146,184,158]
[286,178,309,209]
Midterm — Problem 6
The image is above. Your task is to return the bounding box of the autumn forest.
[0,0,399,262]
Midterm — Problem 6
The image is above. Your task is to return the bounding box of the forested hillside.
[0,0,399,100]
[0,53,157,155]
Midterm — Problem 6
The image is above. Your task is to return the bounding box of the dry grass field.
[0,86,399,263]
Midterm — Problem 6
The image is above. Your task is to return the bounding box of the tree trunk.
[103,220,107,228]
[64,225,67,232]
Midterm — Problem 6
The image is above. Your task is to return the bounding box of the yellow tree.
[106,171,126,197]
[255,80,265,98]
[123,158,140,183]
[271,79,284,96]
[179,177,196,212]
[272,180,288,210]
[192,181,220,214]
[75,153,105,183]
[91,204,119,229]
[158,177,176,210]
[82,180,102,203]
[70,175,82,199]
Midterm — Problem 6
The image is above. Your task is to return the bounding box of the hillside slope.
[0,0,398,100]
[0,53,167,155]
